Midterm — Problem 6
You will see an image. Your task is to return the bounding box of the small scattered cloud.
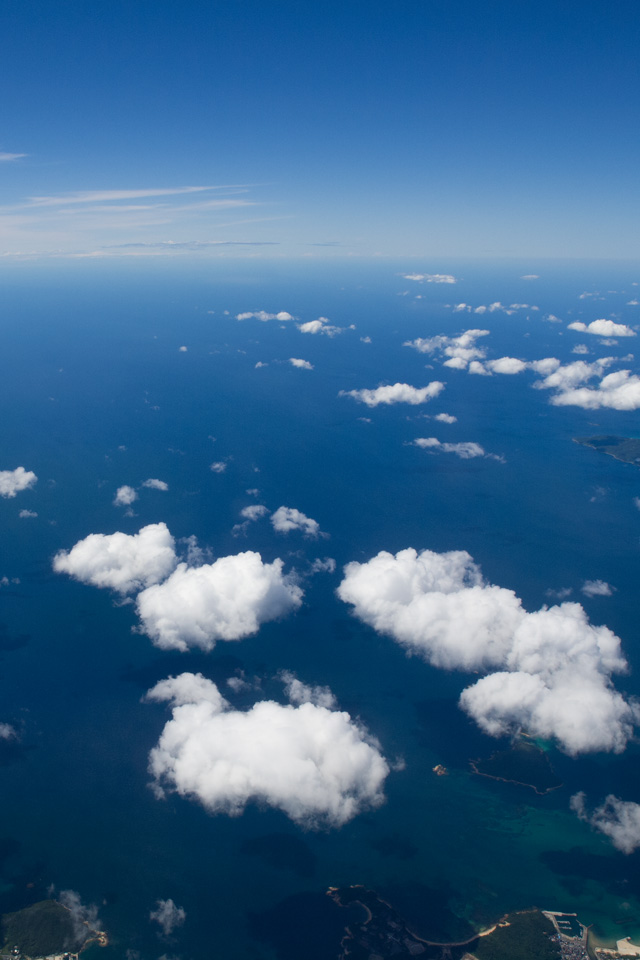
[0,467,37,498]
[236,310,293,322]
[404,329,489,369]
[0,723,17,740]
[53,523,178,594]
[340,381,444,407]
[571,792,640,854]
[289,357,314,369]
[309,557,336,574]
[360,336,372,344]
[582,579,615,597]
[568,319,636,337]
[114,485,138,507]
[271,506,322,538]
[57,889,101,947]
[142,478,169,491]
[210,461,227,473]
[279,671,337,709]
[145,672,389,827]
[434,413,457,423]
[178,345,188,352]
[150,899,186,937]
[413,438,492,460]
[572,344,589,355]
[401,273,457,283]
[18,509,37,518]
[521,274,539,280]
[0,152,27,162]
[255,361,268,368]
[241,504,268,522]
[297,317,344,336]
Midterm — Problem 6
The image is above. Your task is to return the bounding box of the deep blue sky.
[1,0,639,258]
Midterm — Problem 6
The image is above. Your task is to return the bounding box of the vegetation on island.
[573,436,640,466]
[471,910,560,960]
[1,900,78,957]
[471,739,562,794]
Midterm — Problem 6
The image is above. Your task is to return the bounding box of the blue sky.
[1,0,639,259]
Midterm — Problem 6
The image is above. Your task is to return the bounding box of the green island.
[470,738,563,795]
[0,900,107,960]
[471,910,560,960]
[573,436,640,467]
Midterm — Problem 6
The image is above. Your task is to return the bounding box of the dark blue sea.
[1,257,640,958]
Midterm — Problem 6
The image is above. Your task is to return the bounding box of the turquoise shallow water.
[1,258,640,958]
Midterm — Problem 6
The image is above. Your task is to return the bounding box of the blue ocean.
[1,258,640,959]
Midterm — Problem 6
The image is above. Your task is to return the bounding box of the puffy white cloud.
[236,310,293,321]
[434,413,457,423]
[114,485,138,507]
[310,557,336,574]
[582,579,614,597]
[568,319,636,337]
[279,670,337,709]
[146,673,389,827]
[53,523,177,594]
[487,357,528,375]
[340,381,444,407]
[0,723,17,740]
[571,793,640,854]
[240,504,268,522]
[0,467,37,498]
[210,461,227,473]
[142,478,169,491]
[150,899,186,937]
[404,329,489,369]
[178,345,188,352]
[297,317,343,336]
[549,368,640,410]
[289,357,314,369]
[338,547,637,755]
[271,506,322,538]
[413,438,487,459]
[136,552,302,651]
[401,273,456,283]
[18,509,37,518]
[572,344,589,355]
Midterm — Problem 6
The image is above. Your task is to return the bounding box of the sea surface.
[1,257,640,959]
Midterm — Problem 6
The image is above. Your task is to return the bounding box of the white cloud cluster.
[289,357,314,369]
[453,302,538,316]
[338,547,638,755]
[114,485,138,507]
[279,670,337,709]
[0,467,37,498]
[413,438,488,459]
[142,478,169,491]
[434,413,457,423]
[547,368,640,410]
[571,792,640,854]
[241,504,268,522]
[271,506,322,538]
[236,310,293,322]
[150,899,186,936]
[0,723,17,740]
[297,316,344,336]
[210,461,227,473]
[568,319,636,338]
[401,273,457,283]
[136,552,302,651]
[145,672,389,827]
[404,329,489,369]
[582,579,614,597]
[340,381,444,407]
[53,523,177,594]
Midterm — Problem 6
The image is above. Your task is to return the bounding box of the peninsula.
[0,900,107,960]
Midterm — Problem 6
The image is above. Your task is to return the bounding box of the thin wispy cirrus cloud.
[0,152,27,162]
[144,672,390,828]
[0,183,283,256]
[338,547,639,756]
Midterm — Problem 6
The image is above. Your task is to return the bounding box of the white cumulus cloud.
[567,319,636,337]
[404,329,489,369]
[571,793,640,854]
[136,552,302,651]
[338,547,637,755]
[114,485,138,506]
[150,899,186,936]
[413,438,488,459]
[297,317,343,336]
[340,382,444,407]
[289,357,314,369]
[142,478,169,491]
[0,467,37,498]
[236,310,294,321]
[53,522,178,594]
[271,506,322,538]
[582,579,614,597]
[145,672,390,827]
[400,273,457,283]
